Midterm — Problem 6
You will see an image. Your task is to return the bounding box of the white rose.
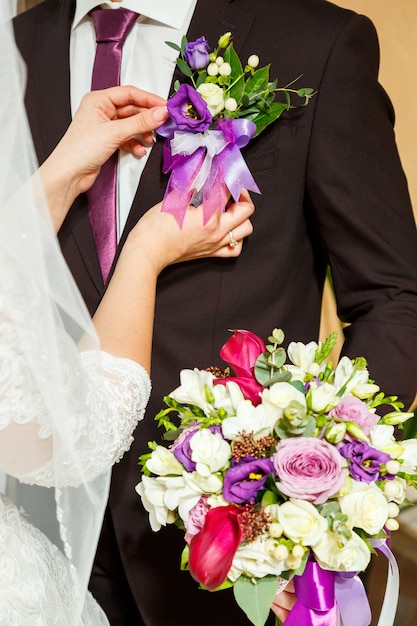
[146,446,184,476]
[221,399,274,440]
[135,476,176,531]
[197,83,225,116]
[334,356,369,397]
[313,529,370,572]
[278,499,327,546]
[228,534,286,582]
[308,382,338,412]
[399,439,417,473]
[339,481,389,534]
[189,429,231,476]
[262,381,307,422]
[170,368,216,414]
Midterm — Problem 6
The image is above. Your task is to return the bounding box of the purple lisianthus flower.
[184,36,210,70]
[339,440,391,483]
[162,84,212,135]
[223,457,274,504]
[171,425,224,472]
[170,424,200,472]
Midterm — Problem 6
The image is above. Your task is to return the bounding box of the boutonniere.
[158,32,315,226]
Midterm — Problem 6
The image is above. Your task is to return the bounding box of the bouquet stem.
[275,617,283,626]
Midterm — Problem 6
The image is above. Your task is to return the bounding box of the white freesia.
[146,446,184,476]
[339,481,389,534]
[135,476,176,532]
[313,529,370,572]
[221,399,274,440]
[308,381,338,413]
[189,429,231,476]
[213,379,245,416]
[183,471,223,497]
[370,424,395,450]
[197,83,225,116]
[262,381,307,421]
[170,368,216,413]
[286,341,324,380]
[228,534,286,582]
[351,383,380,399]
[278,499,327,546]
[398,439,417,473]
[333,356,369,397]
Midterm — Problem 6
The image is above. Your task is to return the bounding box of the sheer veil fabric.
[0,7,114,624]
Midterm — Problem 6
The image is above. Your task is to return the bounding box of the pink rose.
[328,396,379,436]
[273,437,348,504]
[184,496,210,543]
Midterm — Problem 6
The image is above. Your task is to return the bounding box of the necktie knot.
[89,7,138,45]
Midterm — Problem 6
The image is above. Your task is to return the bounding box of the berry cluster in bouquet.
[136,328,417,626]
[157,32,314,227]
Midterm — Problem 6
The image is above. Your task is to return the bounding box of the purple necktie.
[87,7,138,283]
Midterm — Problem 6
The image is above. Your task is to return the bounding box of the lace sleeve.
[0,306,151,486]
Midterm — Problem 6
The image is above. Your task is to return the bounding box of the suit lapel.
[35,0,104,293]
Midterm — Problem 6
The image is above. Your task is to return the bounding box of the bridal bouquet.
[158,32,315,226]
[136,328,417,626]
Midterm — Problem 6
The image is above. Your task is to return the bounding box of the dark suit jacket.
[15,1,417,624]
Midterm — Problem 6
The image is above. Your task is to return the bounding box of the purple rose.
[273,437,348,504]
[223,457,274,504]
[163,84,212,135]
[184,36,210,70]
[329,396,379,436]
[339,440,391,483]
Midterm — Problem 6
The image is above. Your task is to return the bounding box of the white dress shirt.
[71,0,196,238]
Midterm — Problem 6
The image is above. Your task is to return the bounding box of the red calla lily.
[188,505,242,591]
[215,330,266,404]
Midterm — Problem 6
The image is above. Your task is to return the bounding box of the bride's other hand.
[95,192,254,369]
[127,189,255,272]
[271,579,296,623]
[39,86,168,229]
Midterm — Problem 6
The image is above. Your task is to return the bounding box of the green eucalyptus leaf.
[176,57,193,78]
[165,40,182,53]
[233,575,279,626]
[244,66,270,98]
[180,34,188,53]
[253,101,290,137]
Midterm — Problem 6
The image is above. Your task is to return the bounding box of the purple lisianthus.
[161,84,212,135]
[184,36,210,70]
[171,425,224,472]
[339,440,391,483]
[329,396,379,436]
[223,457,274,504]
[171,424,200,472]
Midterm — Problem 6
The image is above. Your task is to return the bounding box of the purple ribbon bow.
[159,118,260,227]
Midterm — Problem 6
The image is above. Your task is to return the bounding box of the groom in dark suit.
[14,0,417,624]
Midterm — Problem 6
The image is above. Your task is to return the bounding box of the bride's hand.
[271,579,296,623]
[40,86,168,230]
[127,190,255,272]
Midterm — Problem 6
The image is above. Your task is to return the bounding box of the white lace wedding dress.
[0,278,151,624]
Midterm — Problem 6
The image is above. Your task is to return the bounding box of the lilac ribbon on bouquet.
[285,539,399,626]
[159,118,260,227]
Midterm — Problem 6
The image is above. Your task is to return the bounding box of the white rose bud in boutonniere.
[197,83,225,117]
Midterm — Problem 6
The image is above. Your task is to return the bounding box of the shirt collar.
[73,0,195,30]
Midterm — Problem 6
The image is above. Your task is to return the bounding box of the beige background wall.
[321,0,417,355]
